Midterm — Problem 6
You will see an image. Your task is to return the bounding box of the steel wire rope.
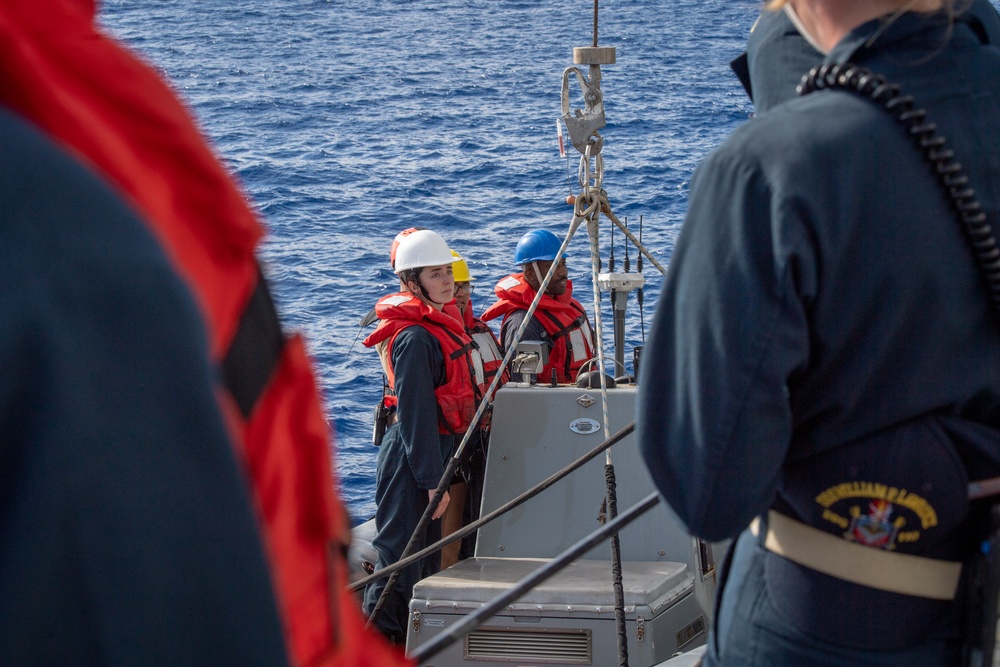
[348,421,635,592]
[409,492,662,664]
[593,0,599,48]
[581,134,629,667]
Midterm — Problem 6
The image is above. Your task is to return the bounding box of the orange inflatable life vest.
[0,2,411,665]
[481,273,594,384]
[364,293,487,435]
[458,302,509,393]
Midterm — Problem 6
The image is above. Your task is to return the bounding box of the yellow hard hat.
[451,249,474,282]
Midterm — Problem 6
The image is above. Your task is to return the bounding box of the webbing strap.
[540,310,586,342]
[539,310,587,378]
[427,320,476,361]
[752,510,961,600]
[427,320,484,402]
[222,263,285,418]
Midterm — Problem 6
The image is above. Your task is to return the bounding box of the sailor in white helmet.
[361,229,487,643]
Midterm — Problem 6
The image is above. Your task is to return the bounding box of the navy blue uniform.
[363,325,454,643]
[0,108,289,664]
[737,0,1000,114]
[638,12,1000,666]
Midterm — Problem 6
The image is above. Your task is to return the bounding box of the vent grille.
[465,627,592,664]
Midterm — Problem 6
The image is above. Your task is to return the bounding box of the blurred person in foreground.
[732,0,1000,114]
[0,96,289,667]
[0,1,409,664]
[638,1,1000,665]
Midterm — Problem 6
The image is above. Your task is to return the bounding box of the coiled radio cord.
[798,62,1000,317]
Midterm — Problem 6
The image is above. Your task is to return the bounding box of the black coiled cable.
[605,464,629,667]
[798,62,1000,317]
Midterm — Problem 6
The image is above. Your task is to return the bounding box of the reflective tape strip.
[498,276,521,290]
[569,329,588,362]
[751,510,962,600]
[470,348,485,385]
[472,332,502,363]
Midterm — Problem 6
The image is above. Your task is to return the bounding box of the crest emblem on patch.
[847,499,904,550]
[814,481,935,551]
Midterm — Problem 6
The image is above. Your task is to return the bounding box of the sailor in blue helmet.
[638,1,1000,665]
[481,229,594,384]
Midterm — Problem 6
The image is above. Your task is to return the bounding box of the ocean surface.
[97,0,760,523]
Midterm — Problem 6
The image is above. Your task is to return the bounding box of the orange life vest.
[364,293,487,435]
[480,273,594,384]
[0,2,410,665]
[459,302,509,393]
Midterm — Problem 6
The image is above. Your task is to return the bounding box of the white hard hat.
[394,229,455,274]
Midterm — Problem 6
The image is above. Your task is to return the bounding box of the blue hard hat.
[514,229,565,265]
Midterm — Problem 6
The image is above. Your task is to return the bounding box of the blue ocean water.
[98,0,760,522]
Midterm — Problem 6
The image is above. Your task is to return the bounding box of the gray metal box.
[408,558,706,666]
[475,384,696,565]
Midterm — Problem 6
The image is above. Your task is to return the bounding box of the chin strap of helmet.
[530,261,546,291]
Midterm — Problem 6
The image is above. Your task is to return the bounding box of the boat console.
[406,383,716,665]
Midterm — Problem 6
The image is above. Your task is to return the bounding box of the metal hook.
[560,65,606,155]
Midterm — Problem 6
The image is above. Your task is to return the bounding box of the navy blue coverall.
[363,325,454,644]
[638,11,1000,666]
[736,0,1000,114]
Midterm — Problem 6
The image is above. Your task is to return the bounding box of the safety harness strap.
[427,320,484,401]
[540,310,587,342]
[751,510,962,601]
[222,263,285,418]
[427,320,477,360]
[539,310,587,377]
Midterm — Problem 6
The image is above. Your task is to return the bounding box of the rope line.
[348,422,635,592]
[409,492,662,664]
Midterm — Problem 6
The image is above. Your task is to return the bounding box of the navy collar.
[828,10,971,65]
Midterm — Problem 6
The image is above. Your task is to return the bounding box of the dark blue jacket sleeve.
[390,325,450,489]
[0,108,289,666]
[637,143,812,542]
